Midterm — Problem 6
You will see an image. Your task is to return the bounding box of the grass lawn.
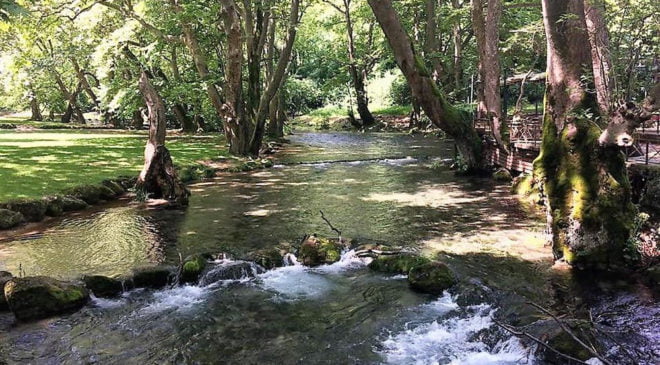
[0,129,228,201]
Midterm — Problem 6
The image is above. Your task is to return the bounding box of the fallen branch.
[492,319,590,365]
[319,210,342,237]
[354,249,403,258]
[527,301,613,365]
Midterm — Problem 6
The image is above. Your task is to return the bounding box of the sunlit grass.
[0,130,228,201]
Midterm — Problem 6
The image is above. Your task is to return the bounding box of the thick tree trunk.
[136,71,189,205]
[28,88,42,121]
[132,109,144,129]
[220,0,252,155]
[423,0,444,82]
[534,0,636,268]
[367,0,483,170]
[472,0,506,149]
[173,103,194,132]
[451,0,463,98]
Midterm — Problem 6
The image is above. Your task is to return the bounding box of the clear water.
[0,132,657,364]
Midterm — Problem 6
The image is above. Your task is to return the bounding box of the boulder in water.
[0,271,13,310]
[0,209,24,229]
[299,235,343,267]
[83,275,123,298]
[131,266,174,289]
[199,261,265,286]
[4,276,89,321]
[1,199,47,222]
[245,248,284,269]
[408,261,456,295]
[181,255,209,284]
[368,253,430,274]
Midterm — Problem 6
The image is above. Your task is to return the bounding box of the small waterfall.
[283,253,301,266]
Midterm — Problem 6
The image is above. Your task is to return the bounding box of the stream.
[0,132,658,364]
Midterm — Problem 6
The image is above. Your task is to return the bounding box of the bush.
[285,78,327,116]
[389,75,412,106]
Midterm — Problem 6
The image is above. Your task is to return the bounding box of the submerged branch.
[319,210,342,237]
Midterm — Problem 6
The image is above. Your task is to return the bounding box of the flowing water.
[0,132,657,364]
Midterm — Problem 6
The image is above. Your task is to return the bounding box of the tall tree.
[325,0,376,127]
[367,0,482,170]
[472,0,505,148]
[534,0,641,267]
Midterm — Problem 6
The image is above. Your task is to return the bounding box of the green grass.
[372,105,412,116]
[0,129,228,201]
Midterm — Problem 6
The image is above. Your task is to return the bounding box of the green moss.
[181,255,208,283]
[408,261,457,294]
[368,254,431,274]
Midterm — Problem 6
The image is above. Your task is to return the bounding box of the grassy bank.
[0,129,228,201]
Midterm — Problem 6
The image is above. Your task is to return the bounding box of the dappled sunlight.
[361,184,486,208]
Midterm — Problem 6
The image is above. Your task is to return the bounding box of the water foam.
[140,285,208,314]
[378,293,531,364]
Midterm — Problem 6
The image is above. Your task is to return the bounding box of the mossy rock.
[298,236,343,267]
[59,195,90,212]
[181,255,208,284]
[408,261,457,295]
[131,266,174,289]
[0,209,24,230]
[493,168,513,182]
[43,196,64,217]
[4,276,89,321]
[63,184,116,204]
[82,275,123,298]
[245,248,284,270]
[102,179,126,196]
[368,254,431,274]
[199,261,266,286]
[116,176,137,190]
[640,173,660,215]
[2,199,47,222]
[0,271,13,310]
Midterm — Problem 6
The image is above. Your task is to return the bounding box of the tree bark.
[248,0,300,154]
[472,0,506,149]
[451,0,463,98]
[584,0,613,115]
[220,0,252,155]
[367,0,483,170]
[534,0,636,267]
[136,71,189,205]
[423,0,444,82]
[28,86,42,121]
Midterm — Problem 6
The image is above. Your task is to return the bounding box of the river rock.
[408,261,457,295]
[83,275,123,298]
[43,196,64,217]
[60,195,90,211]
[0,209,24,229]
[181,255,209,284]
[131,266,174,289]
[102,179,126,196]
[245,248,284,269]
[199,261,265,286]
[367,253,430,274]
[63,184,117,204]
[4,276,89,321]
[299,236,343,267]
[0,271,13,310]
[2,199,47,222]
[493,168,513,182]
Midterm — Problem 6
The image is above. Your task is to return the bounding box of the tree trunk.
[28,89,42,121]
[344,0,375,127]
[248,0,300,155]
[173,103,194,132]
[132,109,144,129]
[136,71,189,206]
[423,0,443,82]
[584,0,613,115]
[534,0,636,268]
[220,0,252,155]
[367,0,483,170]
[472,0,506,149]
[451,0,463,98]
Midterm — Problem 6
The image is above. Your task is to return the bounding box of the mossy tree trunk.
[136,71,189,205]
[367,0,483,170]
[535,0,636,267]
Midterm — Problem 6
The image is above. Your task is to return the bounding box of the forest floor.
[0,129,229,201]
